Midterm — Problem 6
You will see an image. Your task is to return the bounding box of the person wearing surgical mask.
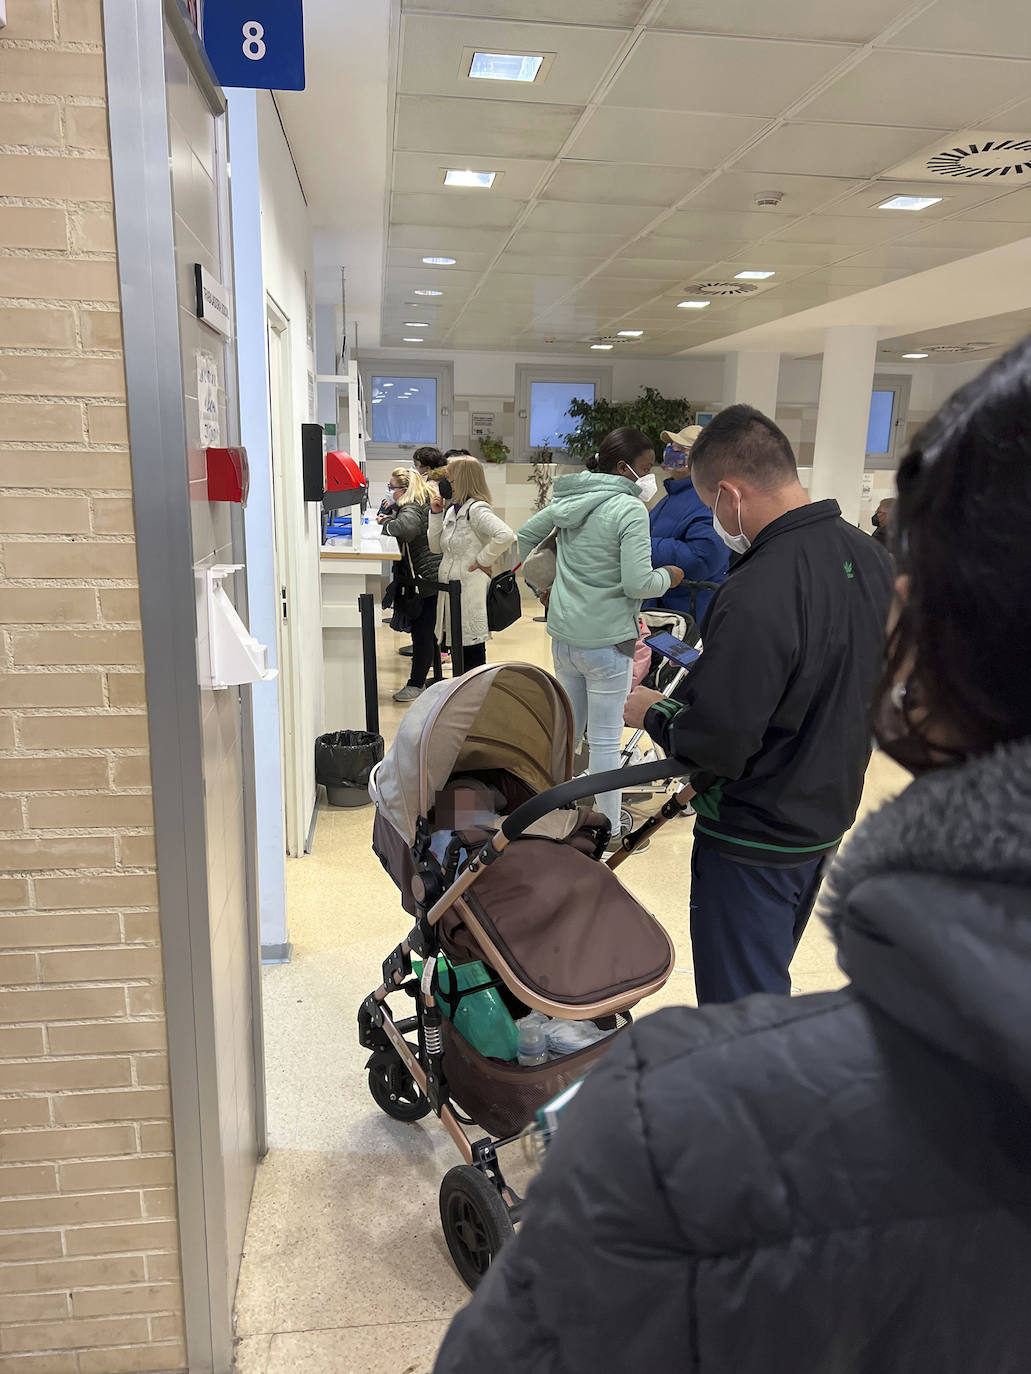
[625,405,893,1004]
[517,428,683,839]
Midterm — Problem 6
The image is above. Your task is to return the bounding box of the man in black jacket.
[625,405,892,1003]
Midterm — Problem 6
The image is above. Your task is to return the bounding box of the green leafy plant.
[561,386,694,461]
[528,449,553,511]
[478,433,510,464]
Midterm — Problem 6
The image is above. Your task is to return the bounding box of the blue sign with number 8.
[203,0,305,92]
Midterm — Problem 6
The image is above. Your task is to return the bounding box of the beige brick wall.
[0,3,187,1371]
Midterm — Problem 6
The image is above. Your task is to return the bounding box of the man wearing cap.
[645,423,728,632]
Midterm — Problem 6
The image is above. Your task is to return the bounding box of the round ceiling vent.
[585,334,639,344]
[690,281,759,297]
[925,342,997,354]
[924,138,1031,179]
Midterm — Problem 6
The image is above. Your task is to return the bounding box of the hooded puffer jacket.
[382,498,440,583]
[435,736,1031,1374]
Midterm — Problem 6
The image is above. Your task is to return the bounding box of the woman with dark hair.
[517,428,684,839]
[437,339,1031,1373]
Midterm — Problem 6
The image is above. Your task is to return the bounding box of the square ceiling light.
[902,352,929,358]
[412,289,443,297]
[734,270,775,280]
[423,256,456,266]
[590,343,613,350]
[878,195,942,211]
[444,169,497,189]
[469,51,544,83]
[617,330,644,337]
[403,337,425,343]
[677,299,710,310]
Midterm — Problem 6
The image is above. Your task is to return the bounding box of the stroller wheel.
[439,1165,515,1291]
[366,1049,432,1122]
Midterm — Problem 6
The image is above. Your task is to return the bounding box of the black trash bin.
[315,730,384,808]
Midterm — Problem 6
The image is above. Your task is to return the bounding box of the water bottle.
[517,1020,548,1068]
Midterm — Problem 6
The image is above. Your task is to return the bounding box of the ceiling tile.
[522,200,657,235]
[400,0,648,22]
[685,170,862,215]
[797,264,912,286]
[388,223,510,253]
[399,15,629,104]
[392,151,549,198]
[604,32,852,116]
[395,94,583,159]
[831,181,1005,217]
[685,259,815,285]
[505,228,628,257]
[768,214,908,245]
[656,208,792,242]
[801,52,1031,129]
[883,0,1031,58]
[734,122,951,178]
[839,243,969,270]
[543,161,704,206]
[390,192,526,228]
[567,107,766,166]
[656,0,914,43]
[597,256,716,279]
[952,187,1031,222]
[892,219,1031,249]
[726,239,856,265]
[493,254,606,276]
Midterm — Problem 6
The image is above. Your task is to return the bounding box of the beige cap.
[661,423,703,449]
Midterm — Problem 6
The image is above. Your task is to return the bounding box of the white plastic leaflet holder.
[199,564,278,690]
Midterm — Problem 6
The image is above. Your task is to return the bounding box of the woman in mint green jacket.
[518,427,684,838]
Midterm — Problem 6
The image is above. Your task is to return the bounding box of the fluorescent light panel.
[423,256,456,265]
[617,330,644,337]
[590,343,613,350]
[878,195,942,211]
[734,269,775,280]
[902,352,929,358]
[677,299,710,309]
[403,322,429,328]
[412,289,443,297]
[469,52,543,83]
[444,169,496,189]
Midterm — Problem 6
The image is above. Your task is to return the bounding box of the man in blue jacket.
[646,423,728,631]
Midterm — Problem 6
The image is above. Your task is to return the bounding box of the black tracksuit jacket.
[645,499,893,866]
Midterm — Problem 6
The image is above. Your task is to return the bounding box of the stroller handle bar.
[500,758,691,845]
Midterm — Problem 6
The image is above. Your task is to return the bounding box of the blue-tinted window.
[530,381,596,449]
[867,389,895,455]
[370,376,437,444]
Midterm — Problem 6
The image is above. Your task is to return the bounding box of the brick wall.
[0,3,187,1371]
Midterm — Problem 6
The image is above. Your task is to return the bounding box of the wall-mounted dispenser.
[206,446,250,504]
[199,564,278,690]
[324,450,367,512]
[302,422,325,502]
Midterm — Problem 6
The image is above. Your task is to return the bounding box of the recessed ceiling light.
[423,256,456,266]
[902,352,929,359]
[382,382,394,388]
[617,330,644,337]
[403,322,429,328]
[590,343,613,350]
[412,289,443,297]
[677,299,710,310]
[469,52,544,83]
[878,195,942,212]
[444,169,496,189]
[734,270,775,280]
[403,337,425,343]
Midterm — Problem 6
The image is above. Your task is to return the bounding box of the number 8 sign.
[202,0,305,92]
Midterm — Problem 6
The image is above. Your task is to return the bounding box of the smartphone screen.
[643,632,702,669]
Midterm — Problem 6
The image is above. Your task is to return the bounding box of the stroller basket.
[442,1014,629,1139]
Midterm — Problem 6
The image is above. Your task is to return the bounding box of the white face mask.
[625,464,658,503]
[712,488,751,554]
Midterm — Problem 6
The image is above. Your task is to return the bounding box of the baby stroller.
[361,663,690,1288]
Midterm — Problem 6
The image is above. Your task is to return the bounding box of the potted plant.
[478,433,510,464]
[528,446,554,511]
[561,386,694,461]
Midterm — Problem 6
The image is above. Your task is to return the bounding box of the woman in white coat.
[428,455,515,672]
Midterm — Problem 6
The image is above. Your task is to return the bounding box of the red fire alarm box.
[324,450,367,511]
[206,446,249,506]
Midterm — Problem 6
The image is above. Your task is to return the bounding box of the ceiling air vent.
[691,281,759,297]
[585,334,640,344]
[924,342,997,354]
[884,131,1031,182]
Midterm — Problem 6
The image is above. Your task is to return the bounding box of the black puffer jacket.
[383,499,440,583]
[435,738,1031,1374]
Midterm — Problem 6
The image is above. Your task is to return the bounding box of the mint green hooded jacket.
[518,472,672,650]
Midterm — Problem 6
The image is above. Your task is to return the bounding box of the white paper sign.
[194,264,232,338]
[471,411,496,436]
[861,471,874,501]
[197,351,221,446]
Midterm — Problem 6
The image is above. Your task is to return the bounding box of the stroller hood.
[371,663,574,843]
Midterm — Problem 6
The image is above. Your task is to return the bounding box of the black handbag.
[393,548,424,622]
[486,568,521,633]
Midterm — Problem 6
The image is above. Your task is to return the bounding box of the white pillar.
[723,350,781,419]
[810,325,878,526]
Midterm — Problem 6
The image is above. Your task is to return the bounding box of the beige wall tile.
[118,834,156,868]
[149,1313,184,1343]
[0,1098,50,1128]
[144,1253,179,1283]
[8,0,58,40]
[0,797,23,830]
[0,357,125,399]
[19,714,148,750]
[0,1255,146,1295]
[0,755,107,792]
[0,102,63,148]
[86,404,127,445]
[60,1156,174,1193]
[0,1192,142,1230]
[0,1164,58,1197]
[41,946,161,984]
[79,1342,186,1374]
[141,1187,176,1218]
[0,49,107,101]
[72,1281,181,1319]
[0,495,91,534]
[0,914,120,949]
[11,628,143,667]
[0,1291,71,1323]
[2,1317,150,1355]
[0,451,132,491]
[0,307,76,349]
[34,873,158,911]
[0,836,116,872]
[0,1059,130,1092]
[0,1124,135,1164]
[0,206,68,251]
[0,715,14,749]
[0,674,104,708]
[28,792,152,829]
[64,1221,177,1257]
[57,0,104,43]
[127,985,164,1017]
[4,541,138,580]
[111,756,151,788]
[0,402,83,444]
[71,211,116,254]
[80,310,122,353]
[91,499,135,536]
[122,913,159,943]
[0,877,30,911]
[133,1055,169,1087]
[138,1123,172,1153]
[0,952,38,985]
[0,1027,46,1058]
[48,1021,166,1057]
[0,152,112,202]
[0,1229,63,1261]
[1,588,96,624]
[0,258,119,304]
[98,588,140,622]
[0,986,127,1025]
[106,673,146,708]
[64,108,110,152]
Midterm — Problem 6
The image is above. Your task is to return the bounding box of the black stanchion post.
[448,579,464,676]
[358,592,379,736]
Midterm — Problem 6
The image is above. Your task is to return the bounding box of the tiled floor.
[233,610,909,1374]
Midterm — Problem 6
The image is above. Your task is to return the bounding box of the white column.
[722,350,781,418]
[810,325,878,526]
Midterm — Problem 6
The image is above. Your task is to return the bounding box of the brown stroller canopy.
[371,663,574,844]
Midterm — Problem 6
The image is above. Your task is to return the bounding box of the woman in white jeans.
[517,428,684,838]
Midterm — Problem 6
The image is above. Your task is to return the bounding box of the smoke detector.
[884,130,1031,182]
[690,280,760,297]
[754,191,784,209]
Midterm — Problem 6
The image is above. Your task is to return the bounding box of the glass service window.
[515,365,611,459]
[529,381,596,449]
[369,376,438,444]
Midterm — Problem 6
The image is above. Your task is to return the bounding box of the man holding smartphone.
[625,405,893,1004]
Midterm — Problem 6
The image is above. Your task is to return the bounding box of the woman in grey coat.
[434,336,1031,1373]
[381,467,440,703]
